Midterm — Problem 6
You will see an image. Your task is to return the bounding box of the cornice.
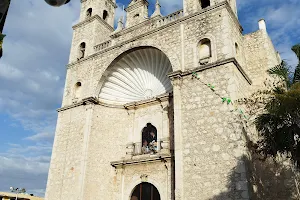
[57,97,99,112]
[168,58,252,85]
[72,15,114,31]
[57,93,173,112]
[125,0,149,12]
[123,93,172,110]
[81,0,117,8]
[67,2,242,68]
[111,154,171,168]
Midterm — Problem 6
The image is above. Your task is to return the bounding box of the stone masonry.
[45,0,282,200]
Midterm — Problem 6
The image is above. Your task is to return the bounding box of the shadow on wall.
[209,136,298,200]
[209,155,298,200]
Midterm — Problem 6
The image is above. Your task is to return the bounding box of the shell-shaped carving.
[99,48,173,105]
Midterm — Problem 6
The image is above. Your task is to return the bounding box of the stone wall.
[45,0,285,200]
[69,18,113,63]
[45,106,87,200]
[172,62,251,200]
[243,29,281,93]
[79,0,115,27]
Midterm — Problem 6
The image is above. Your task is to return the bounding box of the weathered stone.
[45,0,283,200]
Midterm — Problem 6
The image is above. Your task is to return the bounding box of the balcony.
[111,138,171,167]
[126,138,170,158]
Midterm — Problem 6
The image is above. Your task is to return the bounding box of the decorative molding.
[94,40,112,51]
[123,93,172,110]
[98,48,173,105]
[125,0,149,12]
[80,0,117,8]
[72,15,114,31]
[168,70,183,87]
[168,58,252,85]
[57,97,99,112]
[111,154,171,168]
[140,174,148,182]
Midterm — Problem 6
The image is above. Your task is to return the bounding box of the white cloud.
[0,0,298,197]
[0,0,80,195]
[25,132,54,142]
[236,0,299,68]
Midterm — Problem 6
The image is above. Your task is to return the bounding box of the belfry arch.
[98,47,174,105]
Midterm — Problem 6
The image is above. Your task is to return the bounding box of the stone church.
[45,0,282,199]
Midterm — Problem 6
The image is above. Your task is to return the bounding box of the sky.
[0,0,299,197]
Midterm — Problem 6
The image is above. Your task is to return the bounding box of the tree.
[254,44,300,168]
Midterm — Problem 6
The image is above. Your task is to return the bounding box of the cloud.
[0,0,299,198]
[0,0,80,196]
[236,0,300,67]
[25,132,54,142]
[0,154,49,197]
[0,143,52,197]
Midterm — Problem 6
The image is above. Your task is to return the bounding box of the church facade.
[45,0,282,199]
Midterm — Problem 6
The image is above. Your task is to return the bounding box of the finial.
[258,19,267,32]
[116,16,124,31]
[151,0,162,18]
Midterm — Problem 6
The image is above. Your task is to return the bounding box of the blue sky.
[0,0,299,197]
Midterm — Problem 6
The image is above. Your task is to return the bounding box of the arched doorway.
[131,182,161,200]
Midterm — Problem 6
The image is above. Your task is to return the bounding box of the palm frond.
[292,44,300,61]
[292,44,300,83]
[267,61,290,86]
[293,66,300,83]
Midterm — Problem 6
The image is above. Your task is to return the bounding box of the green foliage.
[255,44,300,168]
[267,61,290,86]
[292,44,300,83]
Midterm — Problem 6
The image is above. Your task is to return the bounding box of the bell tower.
[125,0,149,27]
[68,0,117,63]
[184,0,237,16]
[79,0,116,27]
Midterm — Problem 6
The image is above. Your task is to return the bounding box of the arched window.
[200,0,210,9]
[74,82,82,99]
[198,38,212,61]
[78,42,86,60]
[86,8,92,18]
[141,123,157,154]
[235,42,239,55]
[131,183,160,200]
[103,10,108,21]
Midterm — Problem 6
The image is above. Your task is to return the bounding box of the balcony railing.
[94,40,112,51]
[133,142,161,155]
[126,139,170,157]
[157,10,184,27]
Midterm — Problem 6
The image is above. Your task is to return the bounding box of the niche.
[103,10,108,21]
[86,8,92,18]
[78,42,86,60]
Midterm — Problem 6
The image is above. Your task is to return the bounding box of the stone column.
[169,72,183,200]
[79,97,97,200]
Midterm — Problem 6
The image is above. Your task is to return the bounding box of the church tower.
[45,0,283,199]
[68,0,117,63]
[125,0,149,27]
[184,0,237,16]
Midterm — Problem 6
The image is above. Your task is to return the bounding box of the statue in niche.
[141,123,158,154]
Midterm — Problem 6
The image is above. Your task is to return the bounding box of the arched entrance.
[131,182,161,200]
